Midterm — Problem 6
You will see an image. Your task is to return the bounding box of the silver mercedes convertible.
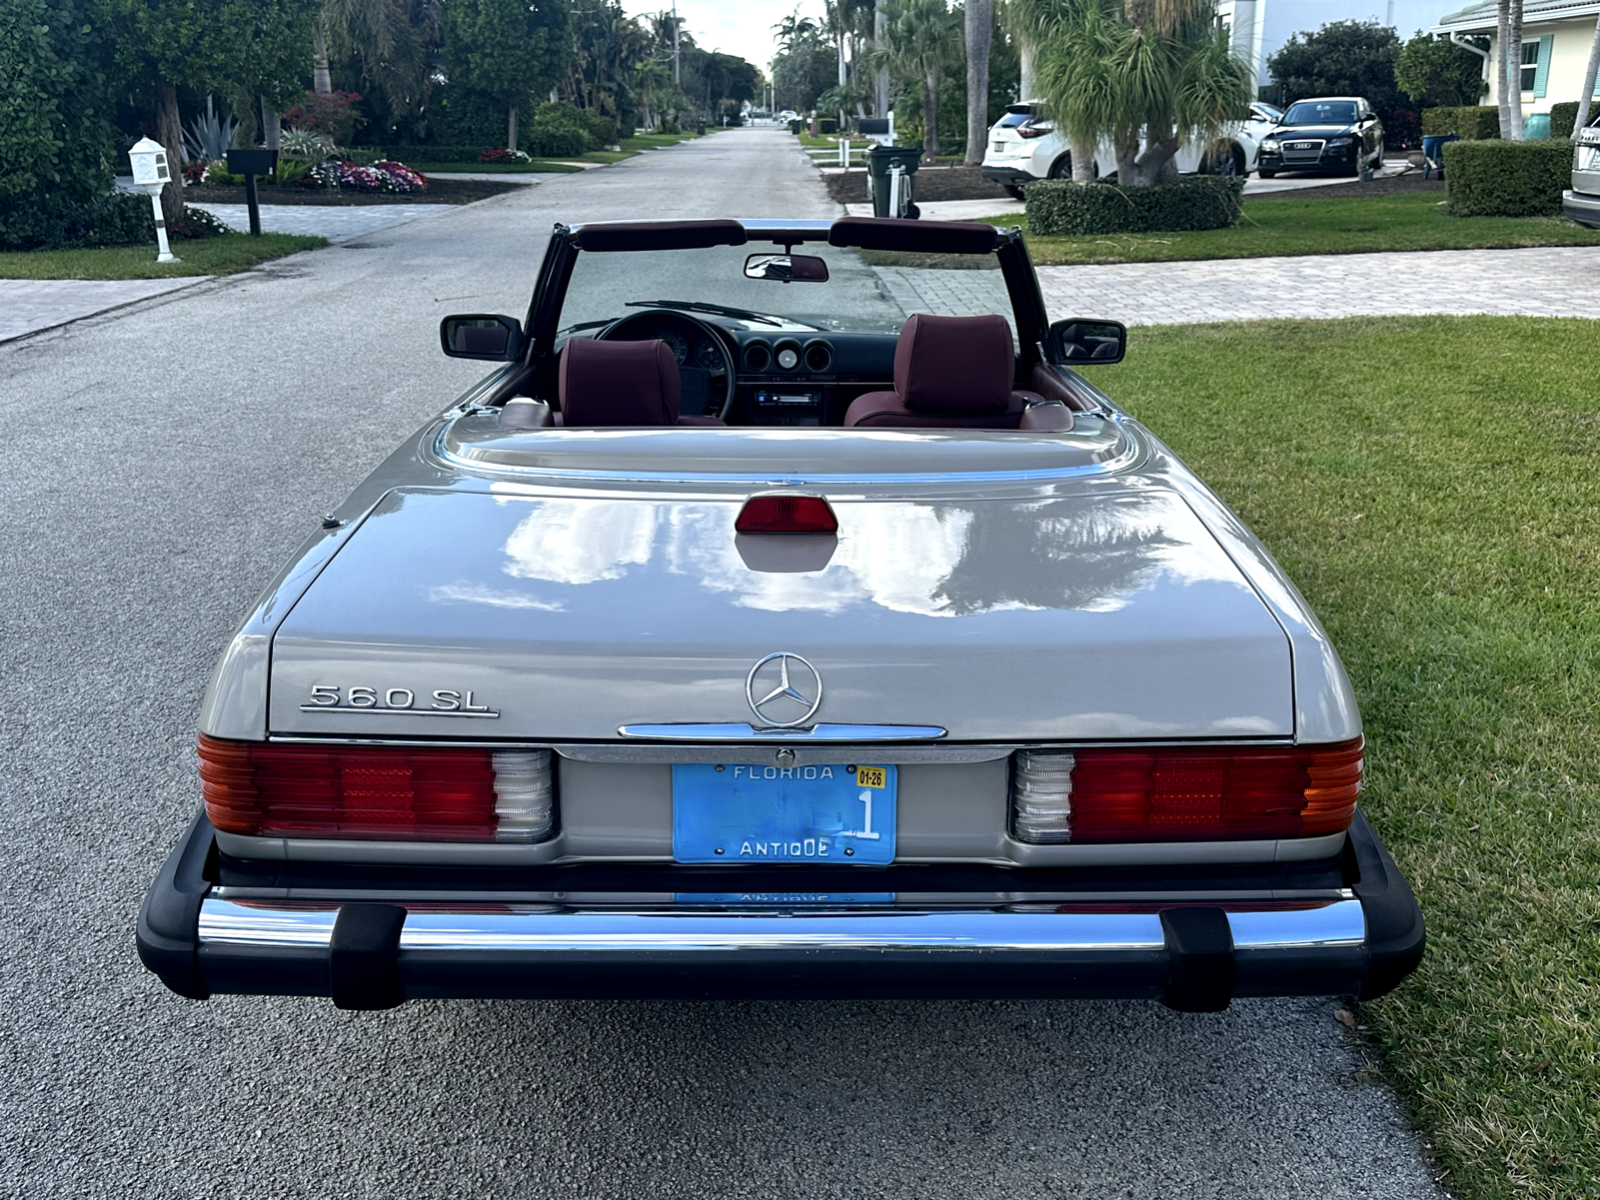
[137,217,1424,1010]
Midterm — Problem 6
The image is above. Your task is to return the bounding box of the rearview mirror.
[744,253,830,283]
[440,314,524,361]
[1049,318,1126,365]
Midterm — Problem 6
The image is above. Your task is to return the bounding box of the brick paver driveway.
[877,245,1600,326]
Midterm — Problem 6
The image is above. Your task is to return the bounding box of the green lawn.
[1082,314,1600,1200]
[990,191,1600,264]
[0,233,327,279]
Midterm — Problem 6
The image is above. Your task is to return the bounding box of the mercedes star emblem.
[745,652,823,728]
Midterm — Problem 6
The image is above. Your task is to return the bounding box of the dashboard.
[617,317,726,372]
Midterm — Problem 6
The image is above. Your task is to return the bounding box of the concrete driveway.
[0,126,1445,1200]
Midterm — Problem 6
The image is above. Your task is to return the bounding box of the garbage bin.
[1524,112,1551,139]
[696,119,706,136]
[788,119,803,135]
[1420,134,1458,180]
[866,144,921,219]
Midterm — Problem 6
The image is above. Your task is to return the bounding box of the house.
[1434,0,1600,116]
[1219,0,1447,92]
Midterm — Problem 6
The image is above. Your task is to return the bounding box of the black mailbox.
[225,148,278,175]
[224,148,279,236]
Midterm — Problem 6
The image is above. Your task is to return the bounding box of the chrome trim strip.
[429,418,1141,486]
[618,722,948,741]
[197,898,1366,954]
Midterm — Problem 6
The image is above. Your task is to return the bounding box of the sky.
[626,0,830,76]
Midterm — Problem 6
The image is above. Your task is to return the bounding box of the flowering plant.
[480,148,532,163]
[301,158,429,193]
[284,91,364,146]
[181,159,208,184]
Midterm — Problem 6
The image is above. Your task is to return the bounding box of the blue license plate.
[672,763,897,865]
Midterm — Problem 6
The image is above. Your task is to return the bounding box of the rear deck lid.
[269,487,1294,741]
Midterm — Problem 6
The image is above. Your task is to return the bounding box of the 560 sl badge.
[299,684,500,718]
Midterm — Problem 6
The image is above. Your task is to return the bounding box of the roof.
[1436,0,1600,30]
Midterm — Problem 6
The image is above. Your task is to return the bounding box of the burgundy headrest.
[893,314,1015,412]
[559,338,681,425]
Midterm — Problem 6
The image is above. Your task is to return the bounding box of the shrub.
[0,0,119,250]
[578,108,617,148]
[300,157,428,193]
[70,191,157,248]
[1443,138,1572,216]
[283,91,364,147]
[1550,100,1581,139]
[1421,105,1500,139]
[169,207,233,240]
[525,102,596,156]
[382,144,486,163]
[1025,175,1246,236]
[481,147,532,163]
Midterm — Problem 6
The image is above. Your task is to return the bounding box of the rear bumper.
[138,811,1423,1009]
[981,165,1036,185]
[1563,189,1600,228]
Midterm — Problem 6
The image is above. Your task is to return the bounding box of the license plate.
[672,763,897,865]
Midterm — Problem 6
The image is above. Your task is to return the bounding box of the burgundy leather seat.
[558,338,724,426]
[843,313,1043,429]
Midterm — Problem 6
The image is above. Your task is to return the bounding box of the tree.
[98,0,315,226]
[440,0,572,150]
[1036,0,1251,188]
[964,0,993,165]
[1575,14,1600,134]
[1268,20,1401,112]
[870,0,962,160]
[1395,31,1487,107]
[1496,0,1524,139]
[315,0,438,128]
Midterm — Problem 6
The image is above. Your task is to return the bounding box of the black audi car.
[1257,97,1385,178]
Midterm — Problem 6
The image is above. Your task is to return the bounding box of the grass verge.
[0,233,327,279]
[409,161,585,174]
[987,191,1600,264]
[1081,314,1600,1200]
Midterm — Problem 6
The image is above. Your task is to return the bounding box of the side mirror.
[744,253,830,282]
[1048,318,1126,365]
[440,314,524,361]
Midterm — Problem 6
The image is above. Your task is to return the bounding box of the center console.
[751,388,825,426]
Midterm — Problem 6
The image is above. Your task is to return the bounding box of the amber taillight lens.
[198,735,555,843]
[1011,738,1363,844]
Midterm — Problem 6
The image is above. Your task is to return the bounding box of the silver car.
[137,217,1424,1010]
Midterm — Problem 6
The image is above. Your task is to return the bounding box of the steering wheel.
[597,311,736,421]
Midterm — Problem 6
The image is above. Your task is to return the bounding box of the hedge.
[1421,105,1501,139]
[1025,175,1246,236]
[1550,101,1581,139]
[1442,138,1572,216]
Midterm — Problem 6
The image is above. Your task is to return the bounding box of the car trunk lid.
[268,483,1294,742]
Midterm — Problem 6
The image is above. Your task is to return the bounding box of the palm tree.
[964,0,992,165]
[870,0,962,160]
[1035,0,1251,187]
[313,0,435,118]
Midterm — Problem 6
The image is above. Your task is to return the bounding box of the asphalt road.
[0,126,1445,1200]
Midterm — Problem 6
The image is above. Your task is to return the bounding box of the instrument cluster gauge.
[776,346,800,370]
[694,339,721,369]
[658,328,689,364]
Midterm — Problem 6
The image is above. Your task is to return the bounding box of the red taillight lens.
[1018,123,1053,139]
[735,493,838,533]
[1011,738,1362,843]
[198,735,555,843]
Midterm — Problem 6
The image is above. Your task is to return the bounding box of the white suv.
[981,101,1281,197]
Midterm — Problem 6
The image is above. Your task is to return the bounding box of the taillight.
[1018,123,1053,139]
[1010,739,1362,844]
[736,492,838,534]
[199,735,556,843]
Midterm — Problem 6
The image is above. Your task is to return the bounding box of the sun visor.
[574,220,749,251]
[828,217,1003,254]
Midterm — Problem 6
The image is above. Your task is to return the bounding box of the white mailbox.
[127,136,181,264]
[128,137,173,194]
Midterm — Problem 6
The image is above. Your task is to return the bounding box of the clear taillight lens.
[1010,739,1362,844]
[199,735,557,843]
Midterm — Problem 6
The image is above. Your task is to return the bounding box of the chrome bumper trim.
[198,898,1365,954]
[617,722,948,741]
